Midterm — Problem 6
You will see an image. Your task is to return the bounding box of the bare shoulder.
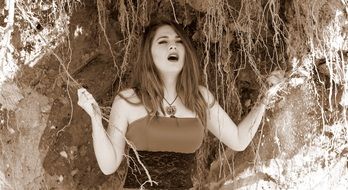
[118,88,138,99]
[109,88,141,124]
[198,85,215,106]
[113,88,148,123]
[113,88,145,112]
[113,88,141,109]
[198,85,212,98]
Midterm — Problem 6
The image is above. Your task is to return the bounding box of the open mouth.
[167,53,179,61]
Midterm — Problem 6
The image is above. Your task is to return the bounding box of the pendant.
[165,105,176,117]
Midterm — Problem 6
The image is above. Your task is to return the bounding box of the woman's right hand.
[77,88,102,118]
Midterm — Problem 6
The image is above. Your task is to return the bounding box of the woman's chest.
[126,116,204,153]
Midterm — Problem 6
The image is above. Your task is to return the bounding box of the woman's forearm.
[91,115,118,175]
[237,101,267,150]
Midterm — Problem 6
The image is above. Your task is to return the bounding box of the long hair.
[124,19,213,189]
[130,19,208,126]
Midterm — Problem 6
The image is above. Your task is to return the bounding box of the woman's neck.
[162,75,178,101]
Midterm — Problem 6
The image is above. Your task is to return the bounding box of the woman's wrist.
[91,114,104,132]
[260,96,269,106]
[257,91,270,107]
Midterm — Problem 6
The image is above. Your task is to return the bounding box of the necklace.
[163,95,178,118]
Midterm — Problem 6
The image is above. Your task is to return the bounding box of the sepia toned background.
[0,0,347,189]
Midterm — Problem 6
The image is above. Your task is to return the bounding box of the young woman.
[77,20,283,189]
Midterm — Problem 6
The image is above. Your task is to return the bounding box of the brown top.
[126,115,204,153]
[123,150,196,189]
[124,115,204,189]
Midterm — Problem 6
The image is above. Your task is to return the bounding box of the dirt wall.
[0,0,347,189]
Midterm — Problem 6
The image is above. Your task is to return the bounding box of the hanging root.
[289,0,348,149]
[201,0,289,188]
[96,0,120,83]
[0,0,16,86]
[15,1,84,135]
[97,114,157,187]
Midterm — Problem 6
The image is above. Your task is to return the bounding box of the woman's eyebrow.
[155,35,180,41]
[156,36,168,41]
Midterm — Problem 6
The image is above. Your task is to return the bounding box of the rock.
[0,87,51,190]
[0,82,24,111]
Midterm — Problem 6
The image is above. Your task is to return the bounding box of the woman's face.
[151,25,186,76]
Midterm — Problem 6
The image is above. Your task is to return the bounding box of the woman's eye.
[158,41,167,44]
[176,40,183,43]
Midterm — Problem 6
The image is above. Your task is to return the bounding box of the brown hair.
[130,19,208,126]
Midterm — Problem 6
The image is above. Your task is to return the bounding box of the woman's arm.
[235,101,267,150]
[77,89,128,175]
[200,75,283,151]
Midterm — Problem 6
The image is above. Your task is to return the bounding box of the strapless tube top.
[126,115,204,153]
[123,116,204,189]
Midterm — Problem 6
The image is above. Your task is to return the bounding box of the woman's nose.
[169,43,176,50]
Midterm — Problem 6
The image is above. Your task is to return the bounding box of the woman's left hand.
[263,70,286,105]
